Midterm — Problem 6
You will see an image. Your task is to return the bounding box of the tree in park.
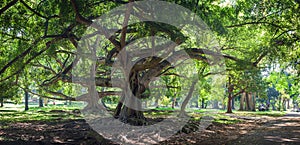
[0,0,299,123]
[0,0,237,123]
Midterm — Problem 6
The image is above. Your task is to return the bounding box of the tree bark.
[245,92,250,111]
[226,77,233,113]
[117,71,146,125]
[252,92,256,111]
[227,96,233,113]
[248,92,253,110]
[239,92,245,111]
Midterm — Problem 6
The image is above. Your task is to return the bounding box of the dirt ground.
[0,113,299,145]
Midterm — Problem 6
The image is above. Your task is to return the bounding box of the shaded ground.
[230,112,300,145]
[0,111,299,145]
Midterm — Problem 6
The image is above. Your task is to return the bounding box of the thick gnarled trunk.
[114,71,146,125]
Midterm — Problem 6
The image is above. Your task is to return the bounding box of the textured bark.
[226,77,233,113]
[227,96,233,113]
[117,71,146,125]
[245,93,250,111]
[248,92,253,111]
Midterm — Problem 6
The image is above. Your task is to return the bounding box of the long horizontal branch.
[20,86,76,101]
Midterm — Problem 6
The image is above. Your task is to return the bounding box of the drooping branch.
[19,0,46,19]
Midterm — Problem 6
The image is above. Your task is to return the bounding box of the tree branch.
[0,0,18,15]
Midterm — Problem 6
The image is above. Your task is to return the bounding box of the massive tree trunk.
[116,71,146,125]
[179,80,197,116]
[25,91,29,111]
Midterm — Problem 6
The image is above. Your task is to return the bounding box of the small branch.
[20,0,47,19]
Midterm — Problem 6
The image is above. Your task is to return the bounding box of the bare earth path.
[229,112,300,145]
[1,112,300,144]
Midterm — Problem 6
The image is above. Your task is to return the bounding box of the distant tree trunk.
[287,99,290,109]
[278,96,282,111]
[180,80,197,116]
[39,97,43,107]
[171,98,176,109]
[226,77,233,113]
[213,100,219,109]
[245,93,250,111]
[0,97,4,107]
[240,93,245,111]
[271,102,276,111]
[25,91,29,111]
[232,98,235,110]
[195,95,199,108]
[227,96,233,113]
[252,92,256,111]
[154,97,159,108]
[201,99,205,109]
[282,99,286,111]
[248,92,253,110]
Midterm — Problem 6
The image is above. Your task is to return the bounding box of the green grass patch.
[0,105,83,123]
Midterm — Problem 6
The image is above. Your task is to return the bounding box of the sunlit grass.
[234,110,286,117]
[0,104,84,123]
